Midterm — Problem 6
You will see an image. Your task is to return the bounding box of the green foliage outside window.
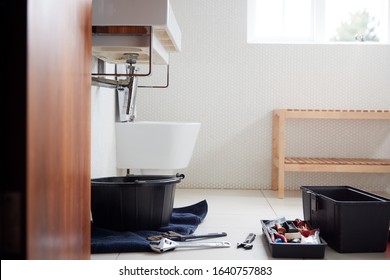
[331,9,380,42]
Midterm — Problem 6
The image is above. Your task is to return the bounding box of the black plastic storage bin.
[91,174,184,231]
[301,185,390,253]
[261,220,327,259]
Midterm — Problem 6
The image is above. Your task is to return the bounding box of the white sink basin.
[115,121,200,174]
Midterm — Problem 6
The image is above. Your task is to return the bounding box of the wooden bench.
[272,109,390,198]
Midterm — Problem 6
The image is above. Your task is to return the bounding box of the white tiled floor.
[91,189,390,260]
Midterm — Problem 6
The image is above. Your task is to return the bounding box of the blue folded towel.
[91,200,208,253]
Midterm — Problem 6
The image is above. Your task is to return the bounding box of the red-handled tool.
[274,232,288,243]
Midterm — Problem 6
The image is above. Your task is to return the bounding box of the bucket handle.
[305,190,319,212]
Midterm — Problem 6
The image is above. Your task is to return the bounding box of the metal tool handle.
[176,241,231,248]
[181,232,227,241]
[244,233,256,243]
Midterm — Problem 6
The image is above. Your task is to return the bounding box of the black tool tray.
[261,219,327,259]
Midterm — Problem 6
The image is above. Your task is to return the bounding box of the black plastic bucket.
[91,174,184,231]
[301,185,390,253]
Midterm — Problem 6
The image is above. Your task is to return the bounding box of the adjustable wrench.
[149,238,231,253]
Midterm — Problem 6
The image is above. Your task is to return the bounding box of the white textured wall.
[91,0,390,192]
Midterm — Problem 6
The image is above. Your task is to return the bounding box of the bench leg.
[272,163,278,191]
[277,166,285,199]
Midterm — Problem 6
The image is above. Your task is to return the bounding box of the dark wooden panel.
[27,0,92,259]
[2,1,27,260]
[93,26,149,34]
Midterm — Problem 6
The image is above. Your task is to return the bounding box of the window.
[247,0,390,43]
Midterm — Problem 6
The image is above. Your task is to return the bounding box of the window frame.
[247,0,390,44]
